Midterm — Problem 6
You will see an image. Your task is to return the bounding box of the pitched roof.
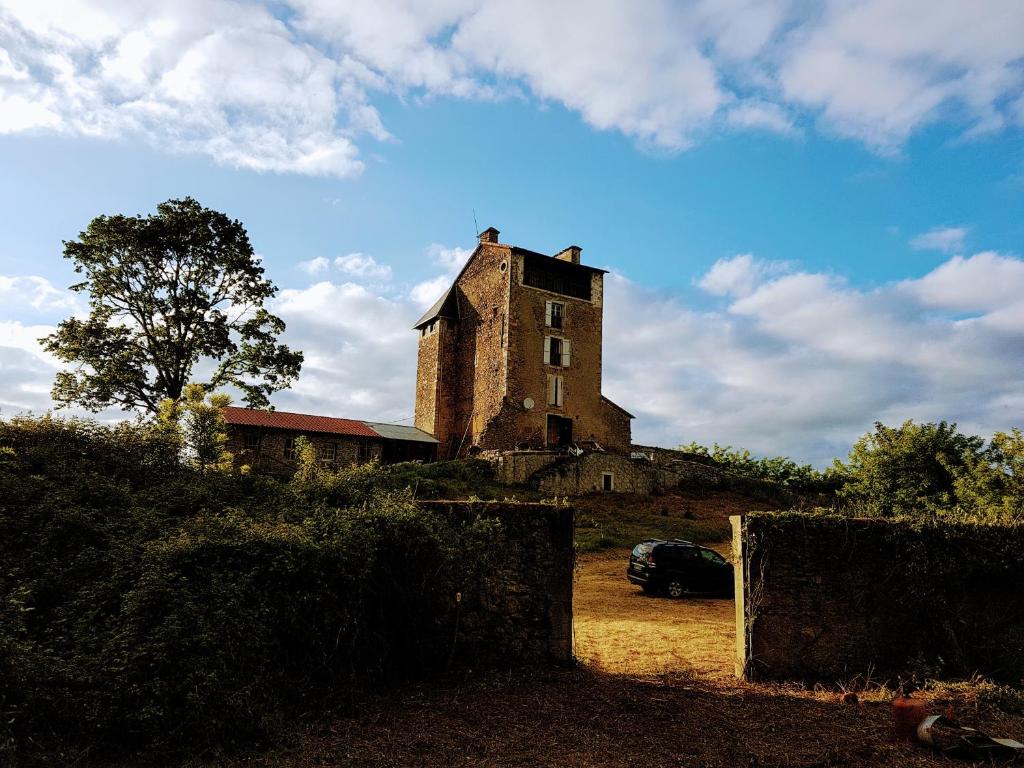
[361,422,439,444]
[222,406,380,438]
[412,283,461,329]
[601,395,635,419]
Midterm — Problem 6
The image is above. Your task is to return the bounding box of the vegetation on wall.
[742,511,1024,683]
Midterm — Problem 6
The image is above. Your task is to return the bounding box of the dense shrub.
[0,417,498,764]
[677,441,841,495]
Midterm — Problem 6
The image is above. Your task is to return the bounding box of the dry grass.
[197,550,1024,768]
[573,548,735,679]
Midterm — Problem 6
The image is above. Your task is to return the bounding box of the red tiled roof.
[222,406,381,438]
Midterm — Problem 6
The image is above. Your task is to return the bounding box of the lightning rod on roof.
[473,208,479,238]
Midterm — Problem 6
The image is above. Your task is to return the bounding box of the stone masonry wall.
[733,513,1024,682]
[417,500,574,664]
[226,426,382,476]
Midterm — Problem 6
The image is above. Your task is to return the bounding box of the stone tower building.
[413,227,632,459]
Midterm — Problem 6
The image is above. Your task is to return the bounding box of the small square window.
[317,443,337,466]
[243,432,261,452]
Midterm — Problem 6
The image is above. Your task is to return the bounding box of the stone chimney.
[554,245,581,264]
[478,226,500,244]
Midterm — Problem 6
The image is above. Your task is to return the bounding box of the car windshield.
[631,543,653,557]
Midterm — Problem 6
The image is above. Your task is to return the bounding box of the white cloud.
[607,249,1024,464]
[697,253,789,298]
[777,0,1024,151]
[334,253,392,281]
[298,256,330,275]
[0,0,373,176]
[910,226,968,253]
[725,101,798,136]
[2,0,1021,172]
[0,275,81,313]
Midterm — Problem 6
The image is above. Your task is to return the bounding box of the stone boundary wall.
[732,513,1024,682]
[417,500,574,664]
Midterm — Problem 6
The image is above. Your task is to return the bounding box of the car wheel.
[666,578,685,599]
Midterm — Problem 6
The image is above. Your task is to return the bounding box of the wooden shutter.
[543,336,551,364]
[561,339,571,367]
[547,375,563,406]
[545,301,553,327]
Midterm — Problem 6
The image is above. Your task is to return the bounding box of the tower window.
[546,301,564,329]
[544,336,571,367]
[602,473,614,491]
[547,374,564,406]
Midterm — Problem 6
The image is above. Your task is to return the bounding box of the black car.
[627,539,734,598]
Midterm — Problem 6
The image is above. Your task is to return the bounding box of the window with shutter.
[548,337,563,366]
[547,374,563,406]
[545,301,564,329]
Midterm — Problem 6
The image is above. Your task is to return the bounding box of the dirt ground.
[573,548,735,679]
[203,548,1024,768]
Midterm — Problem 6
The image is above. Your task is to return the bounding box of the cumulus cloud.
[608,250,1024,464]
[3,244,1024,465]
[334,253,392,281]
[298,256,330,275]
[697,253,783,298]
[910,226,969,253]
[1,0,1021,173]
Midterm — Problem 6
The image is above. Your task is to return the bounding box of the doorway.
[546,414,573,448]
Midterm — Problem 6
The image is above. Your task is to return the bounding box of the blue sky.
[1,0,1023,465]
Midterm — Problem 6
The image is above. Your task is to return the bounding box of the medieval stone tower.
[413,227,632,459]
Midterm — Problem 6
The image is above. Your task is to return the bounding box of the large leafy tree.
[834,420,985,517]
[41,198,302,414]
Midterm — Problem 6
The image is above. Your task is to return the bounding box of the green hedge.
[0,417,498,763]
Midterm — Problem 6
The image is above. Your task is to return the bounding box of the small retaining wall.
[418,500,574,663]
[732,513,1024,682]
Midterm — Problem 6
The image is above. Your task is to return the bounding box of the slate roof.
[412,284,461,329]
[222,406,380,438]
[361,422,439,444]
[601,396,635,419]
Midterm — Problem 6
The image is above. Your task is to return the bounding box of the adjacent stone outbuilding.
[223,406,437,476]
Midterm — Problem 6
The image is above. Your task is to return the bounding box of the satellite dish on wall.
[523,397,535,411]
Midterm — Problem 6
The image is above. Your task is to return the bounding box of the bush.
[0,416,499,763]
[677,441,841,495]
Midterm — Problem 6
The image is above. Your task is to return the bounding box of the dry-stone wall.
[732,512,1024,682]
[417,500,574,664]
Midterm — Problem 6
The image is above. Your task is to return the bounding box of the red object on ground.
[892,697,928,741]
